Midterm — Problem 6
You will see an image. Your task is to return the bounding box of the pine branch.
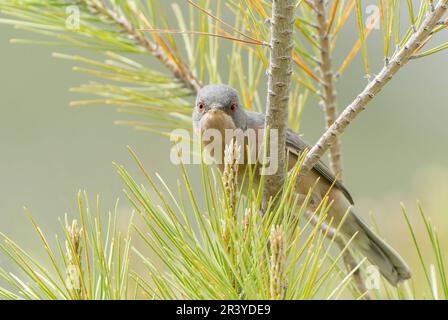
[262,0,296,210]
[85,0,202,93]
[313,0,371,299]
[334,234,371,300]
[301,0,448,178]
[314,0,343,178]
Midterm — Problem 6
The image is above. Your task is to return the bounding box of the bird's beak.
[198,102,236,135]
[208,103,225,114]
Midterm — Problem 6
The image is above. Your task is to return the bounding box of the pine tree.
[1,0,447,300]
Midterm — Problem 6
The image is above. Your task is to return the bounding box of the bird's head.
[192,84,247,135]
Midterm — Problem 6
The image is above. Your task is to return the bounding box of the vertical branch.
[301,0,448,179]
[314,0,343,178]
[301,0,448,297]
[314,0,370,299]
[262,0,296,209]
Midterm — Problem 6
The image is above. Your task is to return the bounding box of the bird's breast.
[199,110,236,134]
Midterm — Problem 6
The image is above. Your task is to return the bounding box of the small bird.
[192,84,411,286]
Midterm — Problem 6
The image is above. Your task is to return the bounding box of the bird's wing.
[285,129,354,205]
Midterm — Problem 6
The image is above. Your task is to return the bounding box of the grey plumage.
[192,84,411,286]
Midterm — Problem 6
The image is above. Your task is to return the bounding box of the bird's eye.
[197,102,205,113]
[230,103,237,112]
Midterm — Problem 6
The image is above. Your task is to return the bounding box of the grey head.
[192,84,247,131]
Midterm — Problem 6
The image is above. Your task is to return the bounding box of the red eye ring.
[230,103,237,112]
[197,102,205,113]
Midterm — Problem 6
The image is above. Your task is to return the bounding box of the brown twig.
[313,0,371,298]
[314,0,343,177]
[301,0,448,179]
[138,28,268,47]
[84,0,202,93]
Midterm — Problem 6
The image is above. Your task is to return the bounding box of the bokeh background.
[0,1,447,296]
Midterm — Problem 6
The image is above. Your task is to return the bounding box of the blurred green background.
[0,1,447,293]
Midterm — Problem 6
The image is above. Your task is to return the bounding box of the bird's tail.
[349,211,411,287]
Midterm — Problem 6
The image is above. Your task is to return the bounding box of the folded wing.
[285,129,354,205]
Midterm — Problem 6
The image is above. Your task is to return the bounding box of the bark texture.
[262,0,296,209]
[314,0,343,178]
[301,0,448,178]
[313,0,372,299]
